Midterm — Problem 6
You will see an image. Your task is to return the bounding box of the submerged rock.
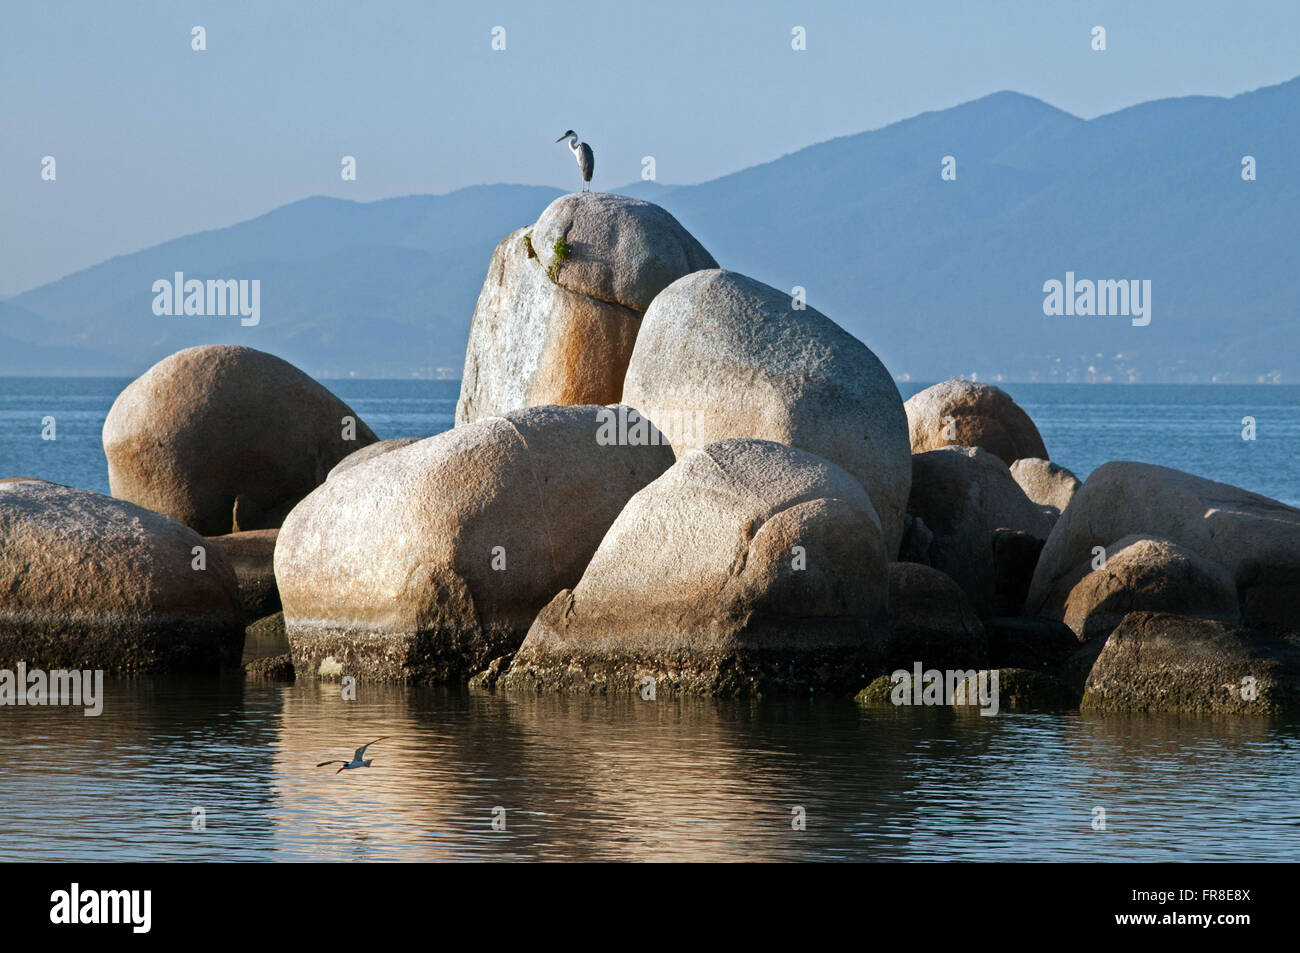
[854,675,901,707]
[467,654,514,692]
[104,345,377,536]
[854,666,1075,712]
[951,668,1077,712]
[1082,611,1300,714]
[456,193,716,426]
[500,439,889,697]
[275,404,675,682]
[621,269,911,556]
[0,480,243,673]
[245,653,295,681]
[905,380,1048,464]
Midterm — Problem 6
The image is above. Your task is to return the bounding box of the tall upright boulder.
[0,480,243,673]
[274,404,675,682]
[620,269,911,556]
[905,380,1047,464]
[104,345,377,536]
[500,439,889,696]
[456,193,716,426]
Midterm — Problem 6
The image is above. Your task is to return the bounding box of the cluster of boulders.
[3,191,1297,711]
[1,344,371,675]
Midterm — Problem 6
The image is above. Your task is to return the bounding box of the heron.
[556,130,594,191]
[316,736,390,774]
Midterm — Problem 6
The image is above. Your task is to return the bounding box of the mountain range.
[3,77,1297,382]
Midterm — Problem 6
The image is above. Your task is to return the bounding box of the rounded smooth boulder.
[500,439,890,696]
[274,404,676,682]
[621,269,911,556]
[0,480,243,673]
[207,529,281,620]
[104,345,377,536]
[905,380,1047,464]
[1035,534,1240,643]
[530,191,718,311]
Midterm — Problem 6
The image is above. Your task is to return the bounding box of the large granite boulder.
[500,439,889,696]
[275,404,675,682]
[906,447,1052,614]
[1026,463,1300,636]
[905,380,1047,464]
[1010,457,1082,522]
[1035,534,1239,643]
[1082,611,1300,714]
[104,345,377,536]
[0,480,243,673]
[620,269,911,556]
[456,193,716,426]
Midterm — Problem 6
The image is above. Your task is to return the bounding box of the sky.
[2,0,1297,296]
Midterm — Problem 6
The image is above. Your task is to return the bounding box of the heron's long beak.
[555,135,567,142]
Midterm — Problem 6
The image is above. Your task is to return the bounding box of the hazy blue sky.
[3,0,1297,296]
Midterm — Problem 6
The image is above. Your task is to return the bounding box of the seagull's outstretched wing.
[354,736,390,761]
[316,760,347,767]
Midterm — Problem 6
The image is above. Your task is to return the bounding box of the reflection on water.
[2,679,1297,861]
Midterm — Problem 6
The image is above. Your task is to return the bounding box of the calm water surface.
[1,378,1298,861]
[2,680,1297,862]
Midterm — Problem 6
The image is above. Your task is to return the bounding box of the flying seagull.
[316,736,390,774]
[556,130,594,191]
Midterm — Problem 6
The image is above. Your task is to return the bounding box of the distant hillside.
[5,78,1297,382]
[2,185,563,378]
